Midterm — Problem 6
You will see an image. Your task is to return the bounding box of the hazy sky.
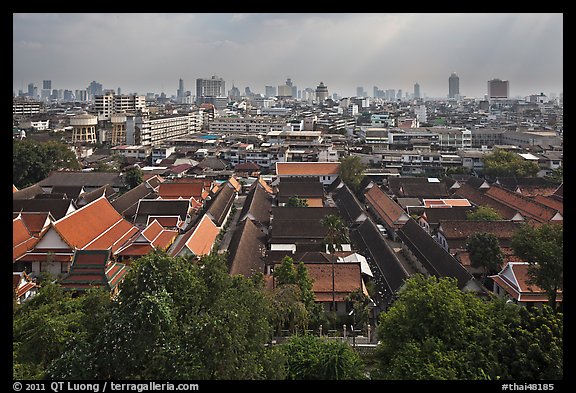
[13,13,563,99]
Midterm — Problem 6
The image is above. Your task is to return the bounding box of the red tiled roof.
[533,195,563,214]
[486,185,562,223]
[488,261,562,303]
[364,186,409,228]
[276,162,340,176]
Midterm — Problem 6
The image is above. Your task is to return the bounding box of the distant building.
[316,82,329,102]
[414,83,421,99]
[488,78,509,99]
[449,72,459,99]
[196,75,226,105]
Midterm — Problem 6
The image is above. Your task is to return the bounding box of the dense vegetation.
[13,253,562,380]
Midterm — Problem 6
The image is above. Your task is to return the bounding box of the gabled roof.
[438,220,521,249]
[364,185,409,228]
[52,196,139,253]
[454,183,522,221]
[495,177,560,196]
[12,184,45,200]
[332,182,367,224]
[485,184,562,223]
[116,219,178,257]
[134,199,191,226]
[387,177,450,198]
[158,181,204,200]
[227,218,267,277]
[533,195,563,214]
[51,185,85,199]
[275,161,340,176]
[228,176,243,193]
[305,263,363,302]
[37,171,124,188]
[419,206,474,225]
[169,215,219,257]
[397,219,475,290]
[59,249,128,292]
[110,181,158,220]
[77,184,117,206]
[488,262,562,303]
[13,271,39,300]
[238,181,272,226]
[13,214,40,261]
[16,212,52,236]
[205,181,236,227]
[277,180,324,203]
[351,219,409,306]
[13,198,76,220]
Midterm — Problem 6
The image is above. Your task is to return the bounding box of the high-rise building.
[316,82,329,102]
[487,78,509,99]
[356,86,365,97]
[27,83,35,98]
[265,85,276,98]
[43,80,52,90]
[414,83,421,99]
[448,72,459,99]
[196,75,226,105]
[177,78,184,101]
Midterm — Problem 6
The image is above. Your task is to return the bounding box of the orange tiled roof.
[158,182,204,199]
[171,215,219,257]
[423,198,471,208]
[13,215,40,261]
[365,186,409,228]
[228,176,242,193]
[305,263,362,302]
[53,196,139,253]
[276,162,340,176]
[533,195,563,215]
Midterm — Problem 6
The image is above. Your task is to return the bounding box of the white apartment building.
[94,92,146,121]
[209,117,286,134]
[126,111,193,147]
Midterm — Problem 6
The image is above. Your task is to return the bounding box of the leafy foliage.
[511,222,563,309]
[281,335,366,380]
[373,274,563,380]
[286,196,309,207]
[13,139,81,188]
[339,155,366,192]
[465,232,505,284]
[466,206,504,221]
[123,165,144,190]
[482,148,539,179]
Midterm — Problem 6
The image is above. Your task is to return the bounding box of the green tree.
[345,288,372,333]
[13,140,81,188]
[320,214,350,315]
[280,335,366,380]
[123,165,143,190]
[466,206,504,221]
[511,222,563,310]
[482,148,539,179]
[465,232,505,285]
[271,256,323,334]
[339,155,366,192]
[374,275,500,380]
[49,250,279,380]
[286,196,309,207]
[13,281,93,379]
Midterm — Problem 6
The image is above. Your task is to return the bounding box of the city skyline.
[13,13,563,99]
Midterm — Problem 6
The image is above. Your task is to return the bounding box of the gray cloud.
[13,13,563,98]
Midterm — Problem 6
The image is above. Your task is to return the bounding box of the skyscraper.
[448,72,459,99]
[487,78,509,99]
[177,78,185,102]
[316,82,329,102]
[414,83,421,99]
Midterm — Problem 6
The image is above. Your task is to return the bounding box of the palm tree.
[320,214,350,316]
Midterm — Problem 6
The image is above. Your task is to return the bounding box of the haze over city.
[13,13,563,99]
